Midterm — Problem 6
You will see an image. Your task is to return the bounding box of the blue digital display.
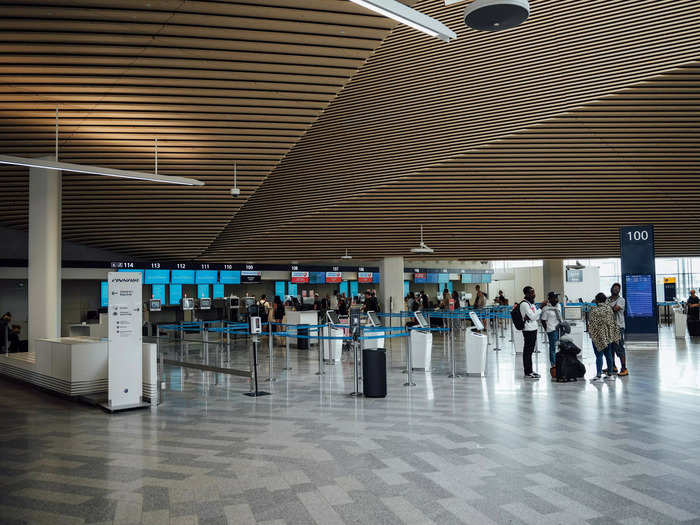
[171,269,195,284]
[339,281,349,296]
[213,283,224,299]
[404,281,410,297]
[482,274,492,283]
[447,281,454,294]
[438,273,450,284]
[197,284,210,299]
[372,272,380,284]
[427,273,439,284]
[118,268,144,279]
[461,273,472,284]
[220,271,241,284]
[169,284,182,305]
[309,272,325,284]
[196,270,218,284]
[145,269,170,284]
[414,273,427,284]
[275,281,285,298]
[152,284,166,304]
[288,282,298,296]
[625,274,653,318]
[350,281,359,298]
[100,281,108,307]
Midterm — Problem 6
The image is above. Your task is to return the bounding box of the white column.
[543,259,565,298]
[379,256,404,328]
[28,165,61,349]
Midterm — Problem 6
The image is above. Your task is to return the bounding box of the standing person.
[420,291,429,310]
[589,292,619,382]
[0,312,11,352]
[330,290,339,310]
[519,287,543,379]
[451,290,460,309]
[541,292,563,369]
[496,290,508,305]
[606,282,628,376]
[338,294,349,316]
[362,290,379,313]
[474,285,486,309]
[272,296,285,340]
[687,289,700,320]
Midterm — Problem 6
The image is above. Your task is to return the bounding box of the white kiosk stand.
[465,312,488,376]
[363,311,385,350]
[102,272,149,412]
[323,311,344,362]
[673,306,687,338]
[563,306,586,349]
[409,312,433,371]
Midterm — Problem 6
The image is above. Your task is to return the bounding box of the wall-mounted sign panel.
[195,270,218,284]
[326,271,342,283]
[213,283,225,299]
[100,281,108,307]
[620,225,658,335]
[171,269,195,284]
[219,270,241,284]
[566,269,584,282]
[241,270,262,283]
[197,284,210,299]
[291,271,309,283]
[358,272,373,283]
[151,284,166,304]
[169,284,182,305]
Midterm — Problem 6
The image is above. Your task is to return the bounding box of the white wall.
[564,267,601,303]
[489,267,544,304]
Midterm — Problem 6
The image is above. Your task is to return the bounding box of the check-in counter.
[285,311,319,346]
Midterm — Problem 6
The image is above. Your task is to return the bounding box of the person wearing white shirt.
[540,292,563,368]
[330,290,339,310]
[519,286,543,379]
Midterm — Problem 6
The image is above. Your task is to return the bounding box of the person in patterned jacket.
[588,292,620,383]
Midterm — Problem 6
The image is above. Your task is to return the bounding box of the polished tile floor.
[2,326,700,524]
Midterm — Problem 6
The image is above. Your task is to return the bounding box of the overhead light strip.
[0,154,205,186]
[350,0,457,42]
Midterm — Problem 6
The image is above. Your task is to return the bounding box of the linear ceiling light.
[0,154,205,186]
[350,0,457,42]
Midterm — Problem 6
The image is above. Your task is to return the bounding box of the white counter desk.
[0,336,157,401]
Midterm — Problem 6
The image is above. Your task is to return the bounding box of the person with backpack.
[541,291,563,369]
[514,286,545,379]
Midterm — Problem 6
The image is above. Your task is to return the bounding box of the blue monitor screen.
[220,270,241,284]
[288,282,298,296]
[350,281,359,297]
[275,281,285,298]
[372,272,380,284]
[100,281,108,307]
[145,269,170,284]
[339,281,349,296]
[404,281,410,297]
[461,273,472,284]
[171,269,195,284]
[426,273,439,284]
[152,284,166,304]
[196,270,218,284]
[625,274,654,318]
[213,283,224,299]
[169,284,182,305]
[197,284,210,299]
[438,273,450,284]
[309,271,325,284]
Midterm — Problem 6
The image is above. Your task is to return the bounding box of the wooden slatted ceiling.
[200,63,700,261]
[208,0,700,260]
[0,0,411,258]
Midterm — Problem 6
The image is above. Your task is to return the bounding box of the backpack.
[511,302,525,331]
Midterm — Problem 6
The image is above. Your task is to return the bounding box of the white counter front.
[285,311,319,346]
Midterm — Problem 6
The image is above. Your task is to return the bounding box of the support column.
[543,259,565,298]
[28,165,61,350]
[379,256,404,329]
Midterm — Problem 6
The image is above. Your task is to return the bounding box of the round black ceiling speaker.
[464,0,530,31]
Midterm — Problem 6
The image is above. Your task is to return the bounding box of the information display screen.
[426,273,439,284]
[197,284,210,299]
[182,297,195,310]
[309,271,325,284]
[415,311,429,329]
[213,283,224,299]
[291,271,309,283]
[100,281,108,307]
[372,272,380,284]
[199,297,211,310]
[350,281,359,298]
[461,273,472,283]
[196,270,218,284]
[220,270,241,284]
[414,272,427,283]
[339,281,349,296]
[241,270,262,283]
[275,281,285,298]
[169,284,182,305]
[325,271,342,283]
[171,269,195,284]
[288,282,298,296]
[145,269,170,284]
[151,284,166,304]
[149,299,161,312]
[625,274,654,318]
[437,273,450,284]
[327,310,341,325]
[358,272,373,283]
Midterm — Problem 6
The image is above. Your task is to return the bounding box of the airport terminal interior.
[2,1,700,524]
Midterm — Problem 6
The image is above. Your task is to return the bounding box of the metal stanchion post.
[449,317,458,378]
[266,322,276,382]
[316,324,325,375]
[492,312,502,352]
[404,328,415,387]
[244,335,270,397]
[283,329,291,371]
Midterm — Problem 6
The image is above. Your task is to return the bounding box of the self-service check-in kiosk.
[563,306,585,349]
[323,310,344,362]
[410,311,433,371]
[149,299,161,312]
[465,311,488,376]
[363,311,384,350]
[199,297,212,310]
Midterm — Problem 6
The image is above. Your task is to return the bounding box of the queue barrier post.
[404,327,415,387]
[283,328,291,371]
[267,320,276,382]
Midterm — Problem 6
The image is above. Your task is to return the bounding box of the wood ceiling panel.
[0,0,404,258]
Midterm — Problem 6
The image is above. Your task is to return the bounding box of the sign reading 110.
[626,230,649,242]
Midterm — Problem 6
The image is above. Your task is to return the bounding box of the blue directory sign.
[100,281,108,307]
[275,281,286,298]
[340,281,349,297]
[620,225,657,335]
[220,270,241,284]
[169,284,182,305]
[171,269,195,284]
[145,269,170,284]
[288,282,298,296]
[151,284,166,304]
[350,281,359,298]
[197,284,210,299]
[196,270,218,284]
[625,275,654,318]
[213,283,224,299]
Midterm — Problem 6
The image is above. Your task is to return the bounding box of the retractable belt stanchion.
[492,310,502,352]
[350,311,362,396]
[245,319,270,397]
[283,329,291,371]
[448,316,458,378]
[266,321,276,382]
[316,324,324,376]
[404,327,415,387]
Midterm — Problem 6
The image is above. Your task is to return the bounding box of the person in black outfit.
[363,291,380,313]
[420,291,429,310]
[0,312,11,352]
[8,325,27,353]
[688,290,700,320]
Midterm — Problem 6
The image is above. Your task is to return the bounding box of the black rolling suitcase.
[362,348,387,398]
[688,319,700,337]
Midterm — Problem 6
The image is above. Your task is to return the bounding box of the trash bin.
[297,325,309,350]
[362,348,387,398]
